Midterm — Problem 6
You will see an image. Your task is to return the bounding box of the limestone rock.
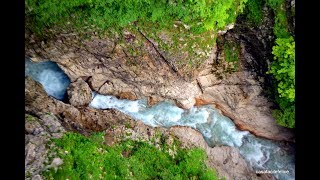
[25,113,66,180]
[169,126,273,180]
[25,30,202,109]
[176,98,196,110]
[198,71,294,142]
[147,95,162,107]
[25,23,294,142]
[25,77,135,133]
[118,91,137,100]
[67,78,92,107]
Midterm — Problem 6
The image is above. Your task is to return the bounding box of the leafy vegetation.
[268,37,295,102]
[43,132,220,179]
[268,36,295,128]
[244,0,295,128]
[26,0,249,36]
[265,0,295,128]
[272,98,295,128]
[243,0,265,24]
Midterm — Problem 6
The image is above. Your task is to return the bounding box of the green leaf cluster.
[26,0,249,36]
[268,36,295,102]
[243,0,265,24]
[272,98,295,128]
[245,0,295,128]
[44,132,220,179]
[268,36,295,128]
[265,0,295,128]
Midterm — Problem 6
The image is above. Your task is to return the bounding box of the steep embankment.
[25,1,295,179]
[25,16,293,141]
[25,77,271,179]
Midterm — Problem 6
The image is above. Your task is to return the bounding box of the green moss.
[138,21,216,71]
[26,114,36,122]
[223,40,240,63]
[124,122,132,129]
[219,39,241,73]
[26,171,32,178]
[43,132,221,179]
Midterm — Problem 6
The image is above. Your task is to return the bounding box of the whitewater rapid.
[25,59,295,180]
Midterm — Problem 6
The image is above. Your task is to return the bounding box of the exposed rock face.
[25,113,66,179]
[67,78,92,107]
[25,76,275,179]
[118,91,137,100]
[170,126,274,180]
[25,77,135,133]
[25,18,294,142]
[196,71,294,141]
[26,31,202,110]
[117,122,273,180]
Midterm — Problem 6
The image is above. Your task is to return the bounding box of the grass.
[43,132,221,179]
[26,0,249,38]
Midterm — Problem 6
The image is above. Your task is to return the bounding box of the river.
[25,59,295,180]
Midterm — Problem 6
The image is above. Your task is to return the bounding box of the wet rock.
[176,98,196,110]
[25,77,135,133]
[169,126,272,180]
[198,71,294,142]
[194,98,212,107]
[118,91,137,100]
[147,95,161,106]
[67,78,92,107]
[25,30,202,109]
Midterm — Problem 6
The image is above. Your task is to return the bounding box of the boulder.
[67,78,92,107]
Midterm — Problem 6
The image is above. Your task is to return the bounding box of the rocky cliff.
[25,77,274,179]
[26,15,293,142]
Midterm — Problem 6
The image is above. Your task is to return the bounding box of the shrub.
[244,0,265,25]
[44,132,220,179]
[263,0,295,128]
[273,97,295,128]
[268,36,295,128]
[268,36,295,102]
[26,0,249,36]
[265,0,284,10]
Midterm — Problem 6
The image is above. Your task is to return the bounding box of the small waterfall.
[25,59,70,100]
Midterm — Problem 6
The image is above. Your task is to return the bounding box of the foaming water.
[26,60,295,180]
[25,59,70,100]
[90,93,295,180]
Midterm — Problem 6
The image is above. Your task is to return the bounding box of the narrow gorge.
[25,0,295,179]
